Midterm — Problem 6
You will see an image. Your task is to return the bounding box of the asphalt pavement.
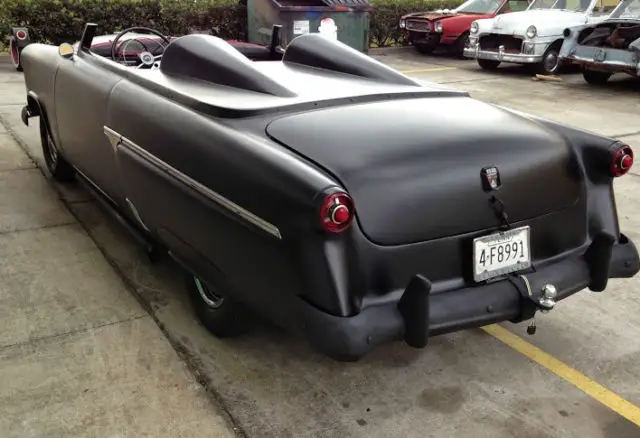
[1,50,640,438]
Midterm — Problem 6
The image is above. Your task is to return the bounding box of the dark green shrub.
[0,0,246,47]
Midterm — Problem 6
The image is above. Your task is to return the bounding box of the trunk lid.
[266,96,581,245]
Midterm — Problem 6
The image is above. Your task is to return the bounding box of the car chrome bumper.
[297,232,640,361]
[463,46,543,64]
[563,55,640,75]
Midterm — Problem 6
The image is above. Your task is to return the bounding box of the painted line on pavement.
[400,66,457,74]
[483,324,640,427]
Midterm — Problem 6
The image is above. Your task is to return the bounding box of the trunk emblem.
[481,166,501,191]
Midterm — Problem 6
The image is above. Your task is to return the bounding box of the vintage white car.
[464,0,618,74]
[559,0,640,84]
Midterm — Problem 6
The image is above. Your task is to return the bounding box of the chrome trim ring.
[194,277,224,309]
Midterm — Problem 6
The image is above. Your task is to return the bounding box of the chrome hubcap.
[544,52,558,73]
[194,277,224,309]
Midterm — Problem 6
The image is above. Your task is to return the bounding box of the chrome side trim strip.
[125,197,151,232]
[104,126,282,239]
[103,126,121,151]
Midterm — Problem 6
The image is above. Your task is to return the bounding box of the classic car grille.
[406,20,431,32]
[409,31,441,44]
[479,34,523,52]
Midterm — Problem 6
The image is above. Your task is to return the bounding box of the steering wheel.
[110,26,172,68]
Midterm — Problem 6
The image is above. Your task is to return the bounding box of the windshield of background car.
[527,0,592,12]
[501,0,531,11]
[455,0,504,14]
[609,0,640,18]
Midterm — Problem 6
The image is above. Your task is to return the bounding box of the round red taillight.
[611,143,634,177]
[16,30,27,40]
[320,192,354,233]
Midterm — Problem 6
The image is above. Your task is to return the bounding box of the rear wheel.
[414,43,435,55]
[186,273,252,338]
[40,117,75,182]
[477,58,500,70]
[9,38,22,72]
[582,69,612,85]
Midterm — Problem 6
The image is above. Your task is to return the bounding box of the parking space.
[1,50,640,437]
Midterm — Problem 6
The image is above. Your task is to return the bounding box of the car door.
[53,49,124,204]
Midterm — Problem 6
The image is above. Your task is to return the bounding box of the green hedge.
[0,0,465,52]
[0,0,247,47]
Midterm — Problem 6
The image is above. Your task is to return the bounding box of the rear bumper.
[297,232,640,361]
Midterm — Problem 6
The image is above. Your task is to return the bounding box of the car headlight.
[435,22,443,32]
[470,22,479,35]
[526,25,537,39]
[400,19,406,29]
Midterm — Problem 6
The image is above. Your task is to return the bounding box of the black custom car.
[18,23,640,361]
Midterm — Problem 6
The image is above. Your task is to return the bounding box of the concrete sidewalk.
[0,128,237,436]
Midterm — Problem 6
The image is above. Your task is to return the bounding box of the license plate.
[473,226,531,282]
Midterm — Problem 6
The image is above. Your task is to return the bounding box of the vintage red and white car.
[399,0,532,56]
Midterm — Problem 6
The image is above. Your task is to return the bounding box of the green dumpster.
[247,0,373,53]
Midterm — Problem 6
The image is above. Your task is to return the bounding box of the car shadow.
[457,60,583,77]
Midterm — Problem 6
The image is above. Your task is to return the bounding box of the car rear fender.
[23,91,43,123]
[497,105,623,239]
[19,43,65,148]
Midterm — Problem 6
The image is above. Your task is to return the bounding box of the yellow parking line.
[483,324,640,427]
[400,66,457,74]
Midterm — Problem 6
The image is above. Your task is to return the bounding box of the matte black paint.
[265,98,582,245]
[18,28,640,361]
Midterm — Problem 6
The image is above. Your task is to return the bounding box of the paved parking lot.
[1,49,640,438]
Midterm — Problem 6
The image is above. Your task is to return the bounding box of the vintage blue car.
[559,0,640,84]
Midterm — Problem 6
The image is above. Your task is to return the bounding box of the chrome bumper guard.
[464,44,542,64]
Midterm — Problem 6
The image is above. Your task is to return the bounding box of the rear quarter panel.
[19,44,64,145]
[105,78,358,318]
